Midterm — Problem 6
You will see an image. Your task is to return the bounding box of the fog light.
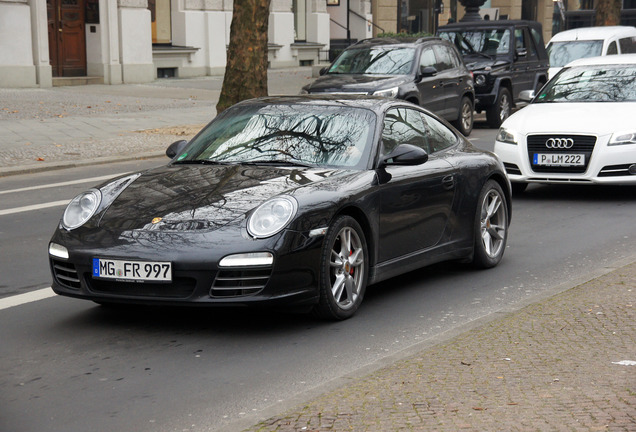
[219,252,274,267]
[49,243,69,259]
[629,164,636,175]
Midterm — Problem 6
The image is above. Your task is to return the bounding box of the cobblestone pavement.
[244,260,636,432]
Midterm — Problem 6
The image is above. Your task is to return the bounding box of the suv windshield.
[547,41,603,67]
[439,29,511,57]
[536,65,636,103]
[178,103,376,169]
[328,46,415,75]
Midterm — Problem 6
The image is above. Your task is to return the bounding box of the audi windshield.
[535,65,636,103]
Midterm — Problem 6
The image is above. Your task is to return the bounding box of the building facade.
[0,0,336,87]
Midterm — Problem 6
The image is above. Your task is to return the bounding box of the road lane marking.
[0,173,126,195]
[0,200,70,216]
[0,288,56,311]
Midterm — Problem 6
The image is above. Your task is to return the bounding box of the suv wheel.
[452,96,474,136]
[486,87,511,128]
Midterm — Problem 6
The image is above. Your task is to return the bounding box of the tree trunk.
[595,0,622,26]
[216,0,271,114]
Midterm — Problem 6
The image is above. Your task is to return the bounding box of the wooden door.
[47,0,87,77]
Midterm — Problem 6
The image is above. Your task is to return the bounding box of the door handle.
[442,175,455,190]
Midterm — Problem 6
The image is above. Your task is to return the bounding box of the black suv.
[437,20,549,127]
[302,37,476,136]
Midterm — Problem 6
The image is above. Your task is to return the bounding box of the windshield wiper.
[240,160,314,168]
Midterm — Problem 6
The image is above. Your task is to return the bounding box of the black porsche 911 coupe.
[49,95,511,320]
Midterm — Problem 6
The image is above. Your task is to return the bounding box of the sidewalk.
[1,70,635,431]
[243,259,636,431]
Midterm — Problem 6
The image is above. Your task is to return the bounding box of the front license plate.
[92,258,172,282]
[533,153,585,167]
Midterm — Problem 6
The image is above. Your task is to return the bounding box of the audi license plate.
[533,153,584,167]
[93,258,172,282]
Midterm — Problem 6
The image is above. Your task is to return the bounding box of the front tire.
[486,87,512,128]
[472,180,508,268]
[452,96,474,136]
[313,215,368,320]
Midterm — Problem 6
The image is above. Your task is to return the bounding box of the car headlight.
[475,74,486,86]
[373,87,399,98]
[62,189,101,230]
[496,128,518,145]
[247,196,298,239]
[609,131,636,146]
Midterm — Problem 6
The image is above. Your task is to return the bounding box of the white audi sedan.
[494,54,636,193]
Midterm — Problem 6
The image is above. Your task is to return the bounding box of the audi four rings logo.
[545,138,574,149]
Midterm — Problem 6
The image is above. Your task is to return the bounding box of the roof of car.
[438,19,542,30]
[548,26,636,43]
[565,53,636,67]
[350,36,444,47]
[233,94,409,113]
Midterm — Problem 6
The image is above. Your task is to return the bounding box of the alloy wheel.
[329,226,365,310]
[480,189,507,259]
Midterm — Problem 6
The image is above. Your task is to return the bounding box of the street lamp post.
[458,0,487,21]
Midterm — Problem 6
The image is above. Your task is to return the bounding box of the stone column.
[0,0,37,87]
[118,0,154,82]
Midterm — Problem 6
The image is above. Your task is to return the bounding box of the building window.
[149,0,171,44]
[399,0,433,34]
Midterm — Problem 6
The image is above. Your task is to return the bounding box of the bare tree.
[216,0,272,114]
[596,0,622,26]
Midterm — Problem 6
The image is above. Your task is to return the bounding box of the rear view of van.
[546,26,636,79]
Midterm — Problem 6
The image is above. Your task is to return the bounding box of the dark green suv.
[438,20,549,127]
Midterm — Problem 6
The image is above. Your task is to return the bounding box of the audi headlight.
[496,128,518,145]
[373,87,399,98]
[247,196,298,239]
[609,131,636,146]
[62,189,101,230]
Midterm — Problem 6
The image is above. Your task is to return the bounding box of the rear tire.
[486,87,512,128]
[452,96,474,136]
[313,216,368,320]
[472,180,508,268]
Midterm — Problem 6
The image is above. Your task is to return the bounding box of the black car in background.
[438,20,549,128]
[302,37,476,136]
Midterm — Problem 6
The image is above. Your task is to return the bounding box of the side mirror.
[319,66,329,76]
[380,144,429,167]
[166,140,188,159]
[419,66,438,77]
[519,90,535,102]
[515,48,527,58]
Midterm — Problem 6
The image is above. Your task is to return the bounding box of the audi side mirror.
[519,90,535,103]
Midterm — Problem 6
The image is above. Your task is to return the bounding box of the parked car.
[49,95,511,320]
[438,20,549,128]
[546,26,636,79]
[301,37,476,136]
[494,55,636,193]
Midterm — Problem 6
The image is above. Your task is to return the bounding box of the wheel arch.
[486,172,512,223]
[333,205,377,268]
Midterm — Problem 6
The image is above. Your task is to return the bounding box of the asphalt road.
[1,127,636,432]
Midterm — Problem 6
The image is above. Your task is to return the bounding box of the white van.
[546,26,636,78]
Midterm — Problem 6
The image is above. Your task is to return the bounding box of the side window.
[514,28,526,51]
[382,108,430,155]
[530,27,543,51]
[607,41,618,55]
[420,113,457,153]
[619,36,636,54]
[432,45,453,71]
[420,48,437,70]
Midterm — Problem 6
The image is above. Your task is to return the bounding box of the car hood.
[304,74,409,93]
[502,102,636,135]
[97,164,351,232]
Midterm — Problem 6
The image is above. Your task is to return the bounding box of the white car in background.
[546,26,636,79]
[494,55,636,193]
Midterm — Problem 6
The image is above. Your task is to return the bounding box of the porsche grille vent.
[88,277,196,298]
[210,268,272,297]
[51,259,81,290]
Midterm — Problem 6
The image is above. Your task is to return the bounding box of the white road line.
[0,288,57,311]
[0,200,70,216]
[0,173,126,195]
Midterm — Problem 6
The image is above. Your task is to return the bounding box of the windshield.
[547,40,603,67]
[439,29,511,56]
[536,65,636,103]
[177,103,376,169]
[328,46,415,75]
